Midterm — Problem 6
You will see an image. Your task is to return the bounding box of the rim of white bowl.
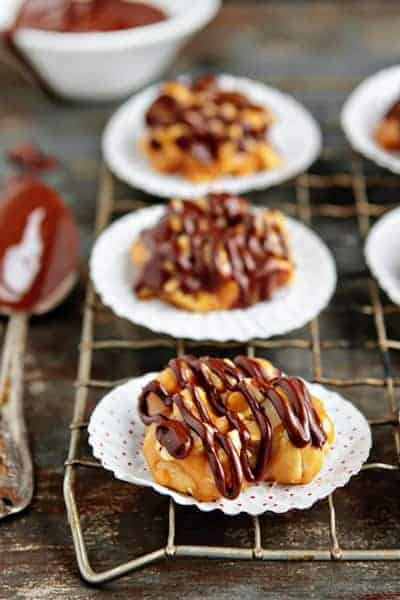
[13,0,220,51]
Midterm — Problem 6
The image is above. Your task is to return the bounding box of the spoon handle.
[0,312,33,519]
[0,315,17,404]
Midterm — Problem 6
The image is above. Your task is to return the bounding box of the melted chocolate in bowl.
[139,356,327,500]
[0,179,79,312]
[13,0,167,33]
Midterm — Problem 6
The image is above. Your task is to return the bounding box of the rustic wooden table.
[1,1,400,598]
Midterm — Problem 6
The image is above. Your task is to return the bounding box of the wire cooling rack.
[64,157,400,584]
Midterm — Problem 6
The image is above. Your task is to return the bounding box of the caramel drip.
[135,194,292,308]
[139,356,326,500]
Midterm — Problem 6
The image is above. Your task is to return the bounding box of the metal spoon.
[0,179,79,519]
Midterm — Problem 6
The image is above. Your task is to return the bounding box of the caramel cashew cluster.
[132,193,295,312]
[142,75,281,181]
[375,100,400,151]
[139,356,335,502]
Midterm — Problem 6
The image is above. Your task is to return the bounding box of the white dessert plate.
[341,66,400,173]
[90,205,337,342]
[103,74,322,197]
[365,206,400,305]
[88,373,371,516]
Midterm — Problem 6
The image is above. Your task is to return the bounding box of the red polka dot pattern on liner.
[87,372,372,517]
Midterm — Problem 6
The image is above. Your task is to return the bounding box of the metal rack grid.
[64,158,400,584]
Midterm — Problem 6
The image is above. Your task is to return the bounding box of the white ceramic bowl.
[1,0,220,101]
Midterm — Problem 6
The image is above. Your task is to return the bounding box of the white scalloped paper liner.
[102,74,322,198]
[341,65,400,173]
[89,205,337,342]
[88,373,371,516]
[365,206,400,305]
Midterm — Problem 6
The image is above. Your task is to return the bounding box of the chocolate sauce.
[139,356,327,500]
[13,0,167,33]
[8,143,57,174]
[135,194,293,308]
[0,179,79,311]
[146,75,271,165]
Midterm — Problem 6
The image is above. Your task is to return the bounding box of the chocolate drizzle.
[139,356,327,499]
[145,75,272,166]
[135,194,293,308]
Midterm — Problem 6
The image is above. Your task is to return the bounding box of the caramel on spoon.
[0,178,79,518]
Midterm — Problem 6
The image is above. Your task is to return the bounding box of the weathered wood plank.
[1,1,400,598]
